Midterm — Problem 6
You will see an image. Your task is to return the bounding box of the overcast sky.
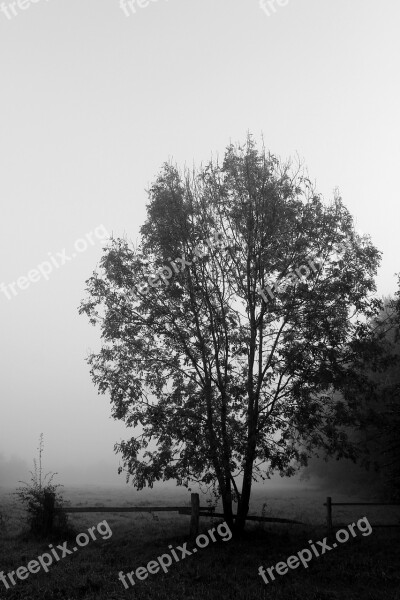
[1,0,399,487]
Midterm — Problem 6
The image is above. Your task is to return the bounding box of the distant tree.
[365,289,400,499]
[79,135,382,532]
[377,378,400,498]
[310,290,400,501]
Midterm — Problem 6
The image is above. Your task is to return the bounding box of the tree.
[79,135,382,532]
[361,289,400,499]
[301,291,400,501]
[384,280,400,497]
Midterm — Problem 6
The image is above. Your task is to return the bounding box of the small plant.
[201,483,220,526]
[15,434,69,537]
[0,508,7,533]
[254,501,269,533]
[261,501,268,519]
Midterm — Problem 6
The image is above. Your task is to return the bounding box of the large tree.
[79,136,382,532]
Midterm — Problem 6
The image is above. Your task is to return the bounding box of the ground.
[0,485,399,600]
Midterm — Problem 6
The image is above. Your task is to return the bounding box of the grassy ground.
[0,486,399,600]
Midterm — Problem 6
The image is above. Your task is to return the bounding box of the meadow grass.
[0,486,399,600]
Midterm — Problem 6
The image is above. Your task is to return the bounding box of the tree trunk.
[220,478,234,529]
[234,467,252,533]
[234,434,257,533]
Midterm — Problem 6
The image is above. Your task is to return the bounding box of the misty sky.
[1,0,399,487]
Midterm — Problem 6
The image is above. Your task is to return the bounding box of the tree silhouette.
[79,135,383,532]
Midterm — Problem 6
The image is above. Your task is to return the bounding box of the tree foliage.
[363,288,400,499]
[79,135,383,530]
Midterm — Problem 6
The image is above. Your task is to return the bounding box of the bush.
[0,508,7,533]
[15,434,69,537]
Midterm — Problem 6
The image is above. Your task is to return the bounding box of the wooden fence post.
[326,496,333,538]
[190,493,199,538]
[43,491,55,536]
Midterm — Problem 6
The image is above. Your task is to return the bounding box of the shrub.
[15,434,69,537]
[0,508,7,533]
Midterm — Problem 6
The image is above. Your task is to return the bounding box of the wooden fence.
[47,493,303,537]
[41,493,400,538]
[53,493,208,538]
[324,496,400,536]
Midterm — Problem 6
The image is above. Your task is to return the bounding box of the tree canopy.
[79,136,383,531]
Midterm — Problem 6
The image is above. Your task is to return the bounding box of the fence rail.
[49,493,304,536]
[61,506,197,514]
[178,509,303,525]
[324,496,400,536]
[42,493,400,538]
[56,494,208,537]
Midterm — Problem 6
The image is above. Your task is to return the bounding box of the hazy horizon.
[1,0,399,495]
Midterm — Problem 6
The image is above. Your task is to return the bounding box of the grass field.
[0,485,399,600]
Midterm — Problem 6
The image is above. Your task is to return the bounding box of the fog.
[1,0,399,491]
